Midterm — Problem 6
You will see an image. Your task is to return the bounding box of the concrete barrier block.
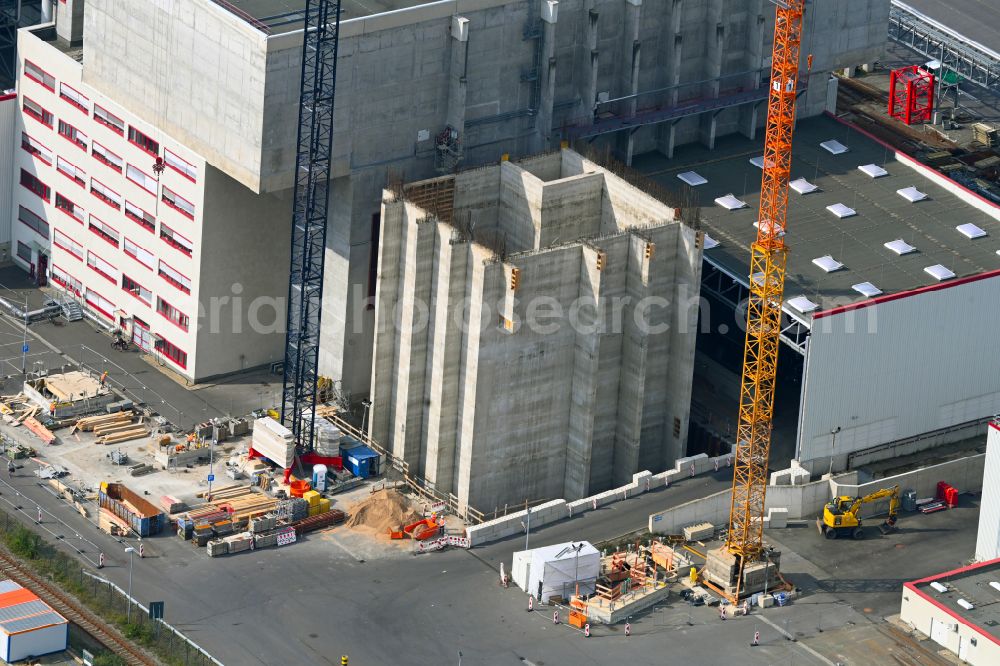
[766,507,788,529]
[770,469,792,486]
[632,470,653,484]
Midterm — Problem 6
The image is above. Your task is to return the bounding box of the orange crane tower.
[723,0,808,601]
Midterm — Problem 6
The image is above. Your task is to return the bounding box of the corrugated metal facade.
[797,274,1000,462]
[0,93,15,255]
[975,424,1000,562]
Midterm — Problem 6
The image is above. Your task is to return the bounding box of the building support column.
[536,0,559,152]
[616,0,642,164]
[446,17,469,135]
[699,0,724,150]
[580,0,599,123]
[655,1,683,157]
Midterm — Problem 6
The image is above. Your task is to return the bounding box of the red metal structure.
[889,65,935,125]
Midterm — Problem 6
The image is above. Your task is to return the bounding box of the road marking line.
[758,614,836,666]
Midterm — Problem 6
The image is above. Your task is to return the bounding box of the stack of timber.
[75,411,150,444]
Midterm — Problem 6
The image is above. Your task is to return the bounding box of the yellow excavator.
[819,485,900,540]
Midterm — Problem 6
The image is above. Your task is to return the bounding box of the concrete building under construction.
[2,0,891,391]
[369,149,702,512]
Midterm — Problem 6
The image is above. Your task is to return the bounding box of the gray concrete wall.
[76,0,889,396]
[82,0,268,193]
[194,166,292,380]
[371,151,701,511]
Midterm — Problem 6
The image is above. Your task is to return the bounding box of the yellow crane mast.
[706,0,809,602]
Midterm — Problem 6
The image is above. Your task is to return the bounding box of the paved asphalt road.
[0,459,839,666]
[0,266,283,429]
[900,0,1000,55]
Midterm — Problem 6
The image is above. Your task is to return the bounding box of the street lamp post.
[361,399,372,440]
[828,426,841,476]
[124,546,135,623]
[20,294,28,374]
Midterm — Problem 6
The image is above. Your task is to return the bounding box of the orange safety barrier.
[568,611,587,628]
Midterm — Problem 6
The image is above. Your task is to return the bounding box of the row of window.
[50,263,188,369]
[24,59,199,183]
[52,242,191,328]
[22,104,198,226]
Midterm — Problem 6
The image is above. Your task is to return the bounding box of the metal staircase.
[60,299,83,322]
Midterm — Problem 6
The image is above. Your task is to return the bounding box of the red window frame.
[56,156,86,188]
[90,178,121,211]
[161,186,195,220]
[93,104,124,135]
[92,142,123,173]
[163,149,197,182]
[59,82,89,113]
[22,97,53,128]
[50,264,82,296]
[154,336,187,369]
[122,273,151,305]
[156,297,190,331]
[53,229,83,260]
[160,223,192,257]
[86,250,117,283]
[58,119,88,151]
[127,126,159,156]
[84,288,115,321]
[20,169,50,202]
[124,200,155,233]
[157,260,191,294]
[88,215,119,248]
[55,192,84,223]
[23,60,54,91]
[18,205,49,238]
[126,163,157,195]
[20,132,52,165]
[123,237,154,270]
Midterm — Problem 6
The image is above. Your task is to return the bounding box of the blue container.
[340,444,381,479]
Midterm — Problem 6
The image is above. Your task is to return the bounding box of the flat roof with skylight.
[908,557,1000,645]
[635,115,1000,316]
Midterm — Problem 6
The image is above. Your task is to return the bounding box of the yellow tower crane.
[704,0,809,602]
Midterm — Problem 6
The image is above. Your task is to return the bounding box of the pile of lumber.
[75,411,150,444]
[193,484,279,522]
[74,411,133,432]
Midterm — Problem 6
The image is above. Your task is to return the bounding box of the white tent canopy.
[512,542,601,602]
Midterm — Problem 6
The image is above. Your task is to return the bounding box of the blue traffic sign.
[21,344,28,353]
[207,474,215,482]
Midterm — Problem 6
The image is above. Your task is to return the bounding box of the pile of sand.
[346,489,421,532]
